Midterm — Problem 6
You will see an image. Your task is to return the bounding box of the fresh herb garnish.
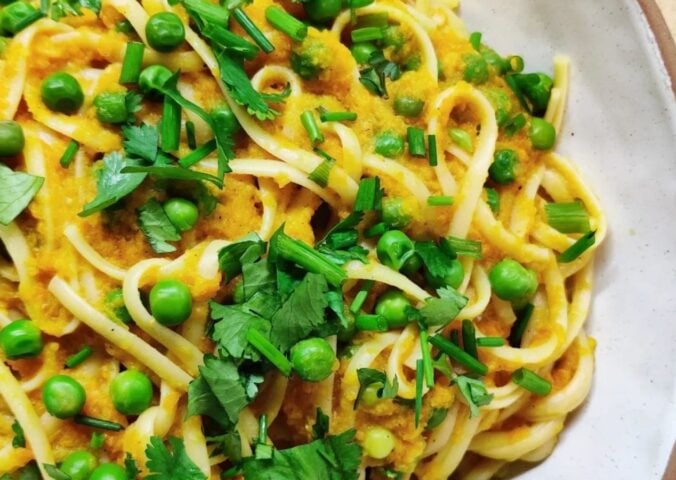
[11,420,25,448]
[359,50,402,98]
[355,368,398,408]
[453,375,492,417]
[145,436,207,480]
[0,164,43,225]
[137,198,181,253]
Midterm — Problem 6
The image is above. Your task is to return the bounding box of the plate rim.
[638,0,676,94]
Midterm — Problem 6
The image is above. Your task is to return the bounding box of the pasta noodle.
[0,0,605,478]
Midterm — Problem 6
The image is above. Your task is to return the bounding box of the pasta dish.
[0,0,606,477]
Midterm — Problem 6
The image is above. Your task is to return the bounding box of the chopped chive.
[202,23,260,61]
[450,329,460,346]
[559,231,596,263]
[485,187,500,213]
[427,195,454,207]
[414,358,424,427]
[185,121,197,150]
[308,150,334,188]
[355,12,389,28]
[354,176,382,212]
[477,337,505,347]
[300,110,324,146]
[469,31,482,50]
[356,314,388,332]
[178,139,217,168]
[441,236,482,259]
[64,346,93,368]
[269,228,347,286]
[351,26,384,42]
[160,95,181,152]
[258,414,268,443]
[119,42,145,84]
[364,222,387,238]
[427,134,438,166]
[74,415,123,432]
[265,6,307,42]
[318,110,358,123]
[349,0,373,7]
[349,280,374,314]
[448,128,473,153]
[407,127,426,157]
[90,432,105,449]
[232,7,274,54]
[461,320,478,359]
[545,201,590,234]
[419,329,434,388]
[115,19,134,34]
[59,139,79,168]
[508,303,534,347]
[428,334,488,376]
[246,328,292,376]
[511,367,552,396]
[507,55,524,73]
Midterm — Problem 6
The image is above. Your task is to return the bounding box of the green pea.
[0,2,38,35]
[41,72,84,114]
[149,278,193,326]
[88,463,128,480]
[360,382,383,407]
[381,197,411,229]
[163,198,199,232]
[403,54,421,72]
[210,104,241,135]
[425,258,464,289]
[0,319,43,359]
[374,131,404,158]
[463,53,488,84]
[60,450,98,480]
[529,118,556,150]
[489,258,537,305]
[382,26,404,50]
[400,252,422,276]
[374,290,411,328]
[376,230,414,271]
[110,370,153,415]
[290,337,335,382]
[145,12,185,53]
[0,120,25,156]
[93,92,128,124]
[489,149,518,185]
[104,289,132,324]
[42,375,86,419]
[393,96,424,118]
[350,42,377,65]
[138,64,172,95]
[362,426,395,459]
[303,0,341,24]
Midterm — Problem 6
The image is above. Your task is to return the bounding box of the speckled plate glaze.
[459,1,676,478]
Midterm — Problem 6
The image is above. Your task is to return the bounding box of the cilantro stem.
[428,334,488,375]
[419,329,434,388]
[64,346,93,369]
[74,415,123,431]
[119,42,145,84]
[246,329,292,376]
[232,7,274,54]
[59,139,79,168]
[269,228,347,287]
[414,358,424,427]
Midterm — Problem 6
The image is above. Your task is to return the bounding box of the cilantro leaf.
[145,436,207,480]
[355,368,398,408]
[358,50,402,98]
[124,91,143,123]
[79,152,146,217]
[453,375,492,417]
[415,240,458,284]
[242,429,362,480]
[137,198,181,253]
[216,51,278,121]
[312,408,329,439]
[419,287,468,328]
[0,164,43,225]
[122,124,158,163]
[210,300,271,360]
[50,0,100,20]
[425,407,448,430]
[124,453,140,479]
[43,464,69,479]
[217,233,267,281]
[11,420,25,448]
[270,273,329,352]
[187,355,248,428]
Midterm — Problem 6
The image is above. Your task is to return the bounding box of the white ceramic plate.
[459,1,676,478]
